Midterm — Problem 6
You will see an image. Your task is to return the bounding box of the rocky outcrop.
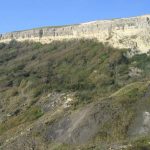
[1,15,150,53]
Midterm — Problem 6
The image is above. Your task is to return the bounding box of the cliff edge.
[1,14,150,53]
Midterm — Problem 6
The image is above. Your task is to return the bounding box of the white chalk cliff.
[1,14,150,53]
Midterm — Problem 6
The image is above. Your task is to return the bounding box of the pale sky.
[1,0,150,33]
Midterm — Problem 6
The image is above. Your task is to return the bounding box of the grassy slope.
[0,39,150,149]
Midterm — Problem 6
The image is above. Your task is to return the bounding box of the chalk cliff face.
[1,15,150,53]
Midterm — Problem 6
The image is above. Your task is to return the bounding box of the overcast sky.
[0,0,150,33]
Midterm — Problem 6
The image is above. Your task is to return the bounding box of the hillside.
[0,39,150,150]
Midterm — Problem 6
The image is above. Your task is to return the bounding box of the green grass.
[127,137,150,150]
[0,106,43,135]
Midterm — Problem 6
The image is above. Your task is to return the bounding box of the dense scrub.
[1,40,149,102]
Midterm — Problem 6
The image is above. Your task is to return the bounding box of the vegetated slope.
[0,39,150,150]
